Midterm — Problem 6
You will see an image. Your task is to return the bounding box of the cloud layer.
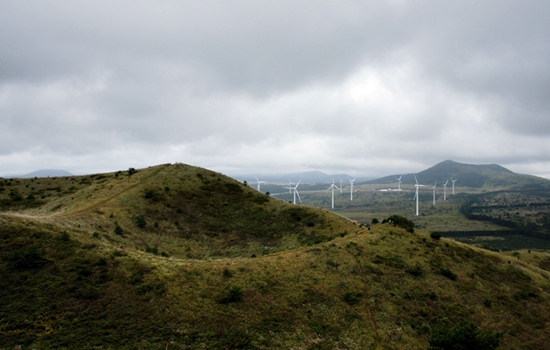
[1,1,549,178]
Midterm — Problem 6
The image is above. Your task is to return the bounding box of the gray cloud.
[1,1,550,178]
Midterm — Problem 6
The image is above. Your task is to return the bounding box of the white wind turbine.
[254,176,267,192]
[396,175,403,191]
[349,177,357,201]
[291,179,302,204]
[443,179,449,200]
[451,178,457,195]
[284,179,294,194]
[413,175,425,216]
[326,178,340,209]
[432,180,437,206]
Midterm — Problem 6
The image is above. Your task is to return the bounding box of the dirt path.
[58,165,168,217]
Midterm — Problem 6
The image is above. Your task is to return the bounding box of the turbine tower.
[291,179,302,204]
[284,179,294,194]
[432,180,437,206]
[326,178,340,209]
[396,175,403,191]
[349,177,357,201]
[413,175,425,216]
[254,176,267,192]
[443,180,449,201]
[451,178,457,195]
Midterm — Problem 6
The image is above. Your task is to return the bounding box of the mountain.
[364,160,550,189]
[1,163,550,348]
[232,170,371,184]
[3,169,74,178]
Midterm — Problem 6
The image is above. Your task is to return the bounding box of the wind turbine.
[451,178,457,195]
[326,178,340,209]
[339,178,343,194]
[284,179,294,194]
[432,180,437,205]
[254,176,267,192]
[443,180,449,200]
[291,179,302,204]
[413,175,425,216]
[396,175,403,191]
[349,177,357,201]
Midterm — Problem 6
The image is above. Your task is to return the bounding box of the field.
[269,182,550,252]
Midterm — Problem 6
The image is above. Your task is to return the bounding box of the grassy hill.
[1,163,550,349]
[364,160,550,190]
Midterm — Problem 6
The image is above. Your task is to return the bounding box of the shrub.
[428,322,503,350]
[128,167,137,176]
[430,232,442,240]
[143,189,161,201]
[134,215,147,229]
[59,231,71,241]
[343,292,363,305]
[9,246,48,269]
[372,218,379,224]
[382,215,415,232]
[218,286,243,304]
[406,264,425,277]
[114,224,124,236]
[440,268,457,281]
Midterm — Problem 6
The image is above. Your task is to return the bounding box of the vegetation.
[428,322,503,350]
[1,163,550,348]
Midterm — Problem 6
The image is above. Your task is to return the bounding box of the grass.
[1,163,550,348]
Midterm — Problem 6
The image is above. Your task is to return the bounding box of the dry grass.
[1,164,550,349]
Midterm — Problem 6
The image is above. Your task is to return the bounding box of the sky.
[1,1,550,179]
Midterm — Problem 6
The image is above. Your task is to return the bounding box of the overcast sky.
[1,1,550,179]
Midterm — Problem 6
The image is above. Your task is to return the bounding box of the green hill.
[365,160,550,190]
[1,163,550,349]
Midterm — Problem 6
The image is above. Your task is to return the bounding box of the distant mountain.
[20,169,73,178]
[232,170,371,184]
[364,160,550,189]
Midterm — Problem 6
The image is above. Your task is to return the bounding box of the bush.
[143,189,161,201]
[406,264,425,277]
[430,232,442,240]
[440,268,457,281]
[429,322,503,350]
[218,286,243,304]
[134,215,147,228]
[343,292,363,305]
[372,218,379,224]
[114,224,124,236]
[9,246,48,269]
[382,215,415,232]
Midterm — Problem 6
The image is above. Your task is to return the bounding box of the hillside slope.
[1,164,550,349]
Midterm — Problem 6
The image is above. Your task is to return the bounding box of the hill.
[364,160,550,190]
[1,163,550,348]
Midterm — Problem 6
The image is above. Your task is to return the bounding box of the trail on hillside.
[58,165,168,217]
[0,166,168,223]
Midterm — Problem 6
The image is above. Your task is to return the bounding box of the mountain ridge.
[363,160,550,189]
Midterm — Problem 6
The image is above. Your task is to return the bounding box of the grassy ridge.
[1,164,550,348]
